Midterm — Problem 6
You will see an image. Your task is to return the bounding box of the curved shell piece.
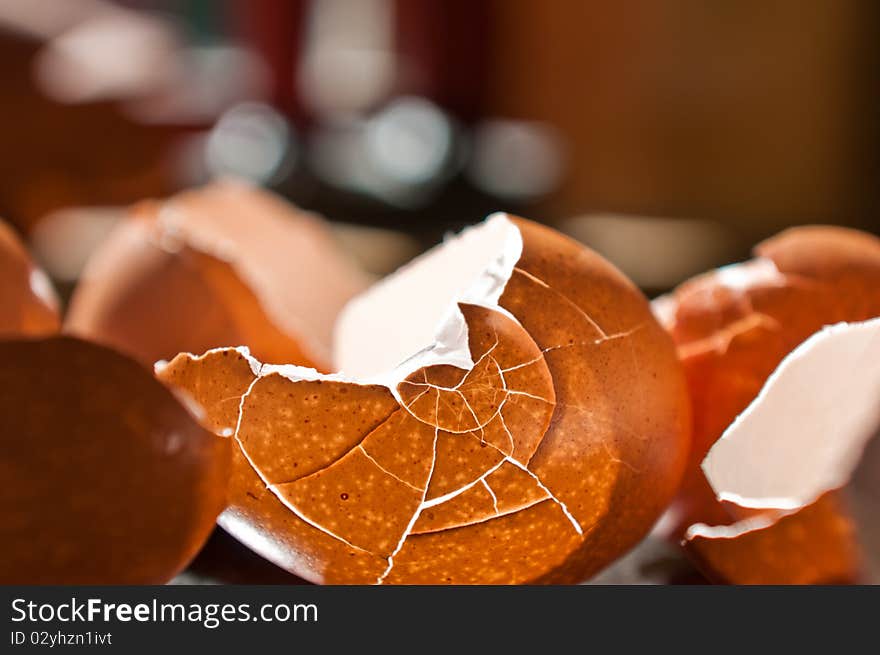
[66,181,371,370]
[0,219,59,337]
[0,336,230,584]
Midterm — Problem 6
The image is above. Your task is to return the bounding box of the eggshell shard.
[686,318,880,584]
[65,180,372,370]
[158,213,690,584]
[0,336,230,584]
[702,318,880,511]
[0,219,59,337]
[657,225,880,584]
[685,493,860,585]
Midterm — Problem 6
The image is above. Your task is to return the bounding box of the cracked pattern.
[158,217,690,584]
[236,377,397,483]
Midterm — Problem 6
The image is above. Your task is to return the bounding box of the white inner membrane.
[702,316,880,511]
[331,213,523,383]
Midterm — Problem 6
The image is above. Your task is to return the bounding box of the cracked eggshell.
[656,225,880,583]
[0,336,230,584]
[65,180,372,370]
[157,214,691,584]
[0,219,59,337]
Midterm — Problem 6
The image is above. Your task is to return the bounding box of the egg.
[1,220,230,583]
[0,336,230,584]
[157,213,691,584]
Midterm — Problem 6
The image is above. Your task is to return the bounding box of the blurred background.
[2,0,878,297]
[4,0,878,587]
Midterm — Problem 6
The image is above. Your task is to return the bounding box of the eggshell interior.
[66,180,371,369]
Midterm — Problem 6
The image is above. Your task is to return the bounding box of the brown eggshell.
[158,215,690,584]
[685,493,860,584]
[0,219,59,337]
[658,225,880,583]
[0,336,230,584]
[65,180,371,370]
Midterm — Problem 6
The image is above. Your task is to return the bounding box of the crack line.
[266,405,401,486]
[496,400,516,454]
[514,266,608,338]
[232,370,381,556]
[399,337,499,395]
[420,458,507,509]
[376,393,441,584]
[398,391,512,434]
[399,384,432,409]
[415,497,552,535]
[500,353,545,374]
[506,389,554,403]
[503,457,583,535]
[358,446,424,492]
[482,479,499,514]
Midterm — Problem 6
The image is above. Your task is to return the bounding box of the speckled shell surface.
[158,217,690,584]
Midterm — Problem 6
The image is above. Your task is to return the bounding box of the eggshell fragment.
[686,493,860,585]
[0,219,59,337]
[701,318,880,512]
[0,336,230,584]
[66,180,371,370]
[158,213,690,584]
[657,226,880,583]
